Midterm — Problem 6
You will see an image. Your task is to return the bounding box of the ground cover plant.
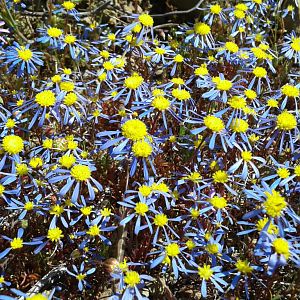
[0,0,300,299]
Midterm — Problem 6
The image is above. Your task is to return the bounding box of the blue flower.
[66,262,96,291]
[1,42,43,77]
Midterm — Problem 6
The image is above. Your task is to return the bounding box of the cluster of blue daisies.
[0,0,300,299]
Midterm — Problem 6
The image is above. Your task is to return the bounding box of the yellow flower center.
[59,154,76,169]
[277,111,297,131]
[194,22,211,35]
[204,115,225,132]
[212,77,232,91]
[184,171,202,183]
[101,208,112,217]
[50,205,64,216]
[206,243,219,254]
[64,35,76,44]
[107,33,116,41]
[171,77,184,85]
[80,206,92,216]
[236,4,248,11]
[267,99,278,107]
[294,165,300,177]
[186,240,196,250]
[43,139,53,149]
[76,273,86,281]
[17,47,33,61]
[124,271,141,287]
[17,99,24,106]
[138,185,152,197]
[195,64,209,76]
[124,75,144,89]
[241,151,252,161]
[190,208,200,219]
[154,214,168,227]
[16,163,28,175]
[63,92,77,106]
[70,164,91,181]
[47,227,64,242]
[154,47,166,55]
[165,243,180,257]
[213,170,228,183]
[235,260,253,273]
[174,54,184,62]
[2,134,24,155]
[0,184,4,196]
[6,118,15,128]
[228,96,246,109]
[225,41,239,53]
[256,217,278,234]
[172,88,191,101]
[10,237,23,249]
[291,37,300,52]
[230,118,249,133]
[35,90,56,107]
[121,119,147,141]
[152,96,170,110]
[234,9,245,19]
[47,27,62,38]
[277,168,290,179]
[27,294,48,300]
[51,75,61,83]
[138,14,154,27]
[210,196,227,209]
[198,264,213,280]
[103,61,114,71]
[29,157,43,168]
[151,182,169,193]
[87,225,100,236]
[251,47,268,59]
[281,84,299,97]
[132,141,152,157]
[244,89,257,100]
[60,81,75,92]
[264,190,287,217]
[253,66,267,78]
[135,202,149,216]
[24,201,34,211]
[273,238,290,259]
[62,1,75,10]
[210,4,222,14]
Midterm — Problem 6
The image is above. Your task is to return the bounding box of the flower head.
[35,90,56,107]
[71,165,91,181]
[124,271,141,287]
[2,135,24,155]
[121,119,147,141]
[135,202,149,216]
[277,111,297,130]
[132,141,152,157]
[235,260,253,274]
[138,14,154,27]
[198,264,213,280]
[273,238,290,259]
[264,190,287,217]
[165,243,180,257]
[204,115,225,132]
[47,227,64,242]
[124,74,144,89]
[213,170,228,183]
[194,23,211,35]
